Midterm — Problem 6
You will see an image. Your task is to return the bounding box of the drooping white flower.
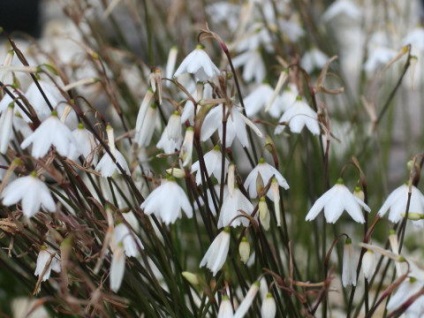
[110,243,125,292]
[34,246,61,282]
[141,178,193,225]
[244,158,289,199]
[321,0,362,22]
[191,146,229,185]
[0,103,14,154]
[342,238,357,287]
[24,80,64,121]
[69,123,98,162]
[305,180,371,223]
[135,92,159,147]
[232,49,266,84]
[200,228,230,276]
[201,104,253,147]
[244,83,275,117]
[174,45,220,82]
[218,187,254,228]
[179,127,194,167]
[218,295,234,318]
[95,125,130,177]
[1,173,55,217]
[234,281,260,318]
[112,223,143,258]
[156,112,183,154]
[275,97,320,135]
[165,46,178,82]
[21,111,77,158]
[364,47,397,75]
[362,249,376,281]
[377,184,424,226]
[301,48,329,73]
[387,277,424,315]
[267,84,298,118]
[261,293,277,318]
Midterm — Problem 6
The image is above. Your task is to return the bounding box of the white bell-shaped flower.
[200,228,230,276]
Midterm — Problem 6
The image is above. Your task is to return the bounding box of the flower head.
[244,158,289,199]
[141,178,193,225]
[35,246,61,282]
[200,228,230,276]
[191,146,229,185]
[377,184,424,226]
[305,180,371,223]
[342,237,357,287]
[275,97,320,135]
[1,173,55,217]
[156,112,183,154]
[174,45,220,82]
[218,188,254,228]
[21,112,77,158]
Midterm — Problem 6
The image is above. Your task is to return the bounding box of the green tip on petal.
[345,237,352,244]
[51,110,59,117]
[258,157,266,164]
[196,44,205,50]
[336,178,344,184]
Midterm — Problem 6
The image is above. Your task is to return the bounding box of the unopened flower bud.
[166,168,186,178]
[261,293,277,318]
[182,271,199,286]
[239,237,250,264]
[259,197,270,230]
[362,249,376,280]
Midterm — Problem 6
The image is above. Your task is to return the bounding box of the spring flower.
[239,237,250,264]
[377,184,424,226]
[96,126,130,177]
[21,111,77,158]
[200,228,230,276]
[275,97,320,135]
[362,249,376,280]
[69,123,98,162]
[244,83,275,117]
[259,197,270,230]
[305,179,371,223]
[244,158,289,199]
[218,187,254,228]
[174,45,220,82]
[0,103,14,154]
[34,246,61,281]
[113,223,143,258]
[141,177,193,225]
[232,49,266,84]
[156,112,183,154]
[110,243,125,292]
[179,127,194,167]
[1,173,55,217]
[191,146,229,185]
[268,84,298,118]
[387,277,424,315]
[234,281,260,318]
[218,295,234,318]
[321,0,362,22]
[261,293,277,318]
[342,238,357,287]
[301,48,329,73]
[201,104,255,148]
[24,80,63,121]
[135,92,159,146]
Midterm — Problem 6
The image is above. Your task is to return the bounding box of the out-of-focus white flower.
[141,178,193,225]
[279,19,305,42]
[110,243,125,292]
[305,179,371,223]
[1,173,55,217]
[243,158,289,199]
[174,45,220,82]
[112,223,143,258]
[135,91,159,147]
[364,47,397,75]
[0,103,14,154]
[218,295,234,318]
[200,227,230,276]
[232,49,266,84]
[21,111,77,158]
[377,184,424,227]
[342,238,357,287]
[261,293,277,318]
[191,146,229,185]
[218,187,254,228]
[201,104,259,148]
[234,281,260,318]
[275,97,320,135]
[362,249,376,281]
[179,127,194,167]
[387,277,424,315]
[156,112,183,154]
[34,245,61,281]
[69,123,98,162]
[301,48,329,73]
[165,46,178,82]
[95,125,130,177]
[403,27,424,51]
[244,83,275,117]
[321,0,362,22]
[267,84,298,118]
[24,80,64,121]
